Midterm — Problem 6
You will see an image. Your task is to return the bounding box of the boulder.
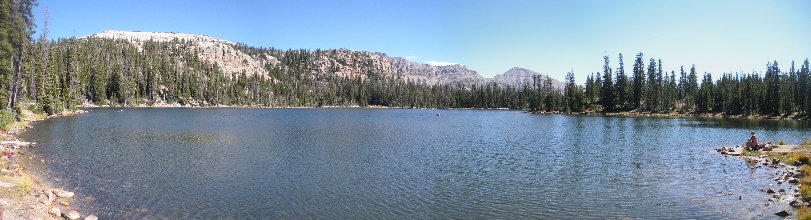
[775,210,791,217]
[789,178,800,184]
[38,193,52,206]
[767,188,776,193]
[60,201,70,207]
[85,215,98,220]
[53,189,75,198]
[64,210,80,220]
[49,207,61,217]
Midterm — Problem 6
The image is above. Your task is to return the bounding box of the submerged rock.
[767,188,776,193]
[775,210,790,217]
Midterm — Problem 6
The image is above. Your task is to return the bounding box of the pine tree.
[615,53,629,111]
[631,52,645,110]
[600,56,615,112]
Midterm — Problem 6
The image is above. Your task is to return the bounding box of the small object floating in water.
[436,113,440,117]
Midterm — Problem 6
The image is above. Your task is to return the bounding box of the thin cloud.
[425,61,461,66]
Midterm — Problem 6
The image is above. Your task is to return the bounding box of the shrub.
[27,104,44,114]
[0,111,15,131]
[802,165,811,177]
[779,140,786,145]
[799,154,811,165]
[801,185,811,201]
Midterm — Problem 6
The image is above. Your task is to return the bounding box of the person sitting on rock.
[746,131,759,151]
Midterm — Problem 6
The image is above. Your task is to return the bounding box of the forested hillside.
[1,0,810,122]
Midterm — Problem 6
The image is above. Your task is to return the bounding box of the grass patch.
[742,149,762,156]
[771,153,811,166]
[15,174,33,195]
[0,174,33,196]
[804,140,811,146]
[780,140,786,145]
[801,185,811,201]
[3,121,28,131]
[799,207,811,220]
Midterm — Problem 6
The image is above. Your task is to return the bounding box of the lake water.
[20,108,811,219]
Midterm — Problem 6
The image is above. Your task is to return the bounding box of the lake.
[20,108,811,219]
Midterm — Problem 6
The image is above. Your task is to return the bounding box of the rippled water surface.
[20,108,811,219]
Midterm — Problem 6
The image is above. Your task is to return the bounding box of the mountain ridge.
[85,30,561,89]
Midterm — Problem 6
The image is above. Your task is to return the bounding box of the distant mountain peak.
[492,67,563,89]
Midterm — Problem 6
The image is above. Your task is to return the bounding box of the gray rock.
[767,188,776,193]
[789,178,800,184]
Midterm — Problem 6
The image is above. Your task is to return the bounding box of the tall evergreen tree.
[615,53,629,110]
[600,55,615,112]
[631,52,645,110]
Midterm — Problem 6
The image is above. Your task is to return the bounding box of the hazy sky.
[34,0,811,82]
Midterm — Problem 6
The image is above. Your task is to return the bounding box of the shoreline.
[77,103,517,111]
[0,108,93,220]
[717,143,811,218]
[531,110,809,121]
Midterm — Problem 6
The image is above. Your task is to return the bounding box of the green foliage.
[802,185,811,201]
[27,103,43,114]
[0,110,15,130]
[779,140,786,145]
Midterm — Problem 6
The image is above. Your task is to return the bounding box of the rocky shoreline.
[0,108,96,220]
[533,110,808,120]
[717,143,811,218]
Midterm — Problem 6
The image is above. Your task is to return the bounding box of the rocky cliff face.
[85,30,560,89]
[385,56,485,86]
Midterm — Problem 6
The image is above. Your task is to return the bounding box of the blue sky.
[34,0,811,82]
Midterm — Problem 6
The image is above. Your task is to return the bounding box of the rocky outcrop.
[84,30,277,78]
[492,67,564,89]
[385,56,485,86]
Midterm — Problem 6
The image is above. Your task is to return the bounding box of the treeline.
[579,53,811,116]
